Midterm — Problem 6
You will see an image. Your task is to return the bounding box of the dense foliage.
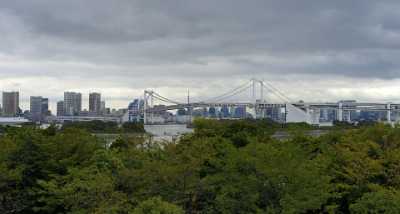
[61,121,145,133]
[1,119,400,213]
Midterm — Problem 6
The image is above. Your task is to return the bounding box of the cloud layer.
[1,0,400,111]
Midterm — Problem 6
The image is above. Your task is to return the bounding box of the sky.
[1,0,400,112]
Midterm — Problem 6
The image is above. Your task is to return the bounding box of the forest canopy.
[0,119,399,213]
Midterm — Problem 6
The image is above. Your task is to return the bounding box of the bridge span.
[139,79,400,126]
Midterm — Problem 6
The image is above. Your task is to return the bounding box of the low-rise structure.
[52,116,121,124]
[0,117,30,126]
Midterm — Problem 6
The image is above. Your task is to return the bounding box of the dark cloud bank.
[1,0,400,110]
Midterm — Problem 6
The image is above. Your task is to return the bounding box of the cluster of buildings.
[53,92,126,123]
[1,90,399,127]
[56,92,107,117]
[123,101,257,124]
[285,100,400,126]
[191,105,249,119]
[0,91,129,125]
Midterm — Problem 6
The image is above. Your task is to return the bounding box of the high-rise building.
[100,101,106,115]
[2,92,19,117]
[234,105,247,118]
[127,99,144,122]
[30,96,41,122]
[30,96,48,122]
[64,92,82,116]
[42,98,49,115]
[89,93,101,115]
[57,101,65,116]
[208,107,217,118]
[221,105,230,118]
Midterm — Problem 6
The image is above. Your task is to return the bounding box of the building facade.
[41,98,49,115]
[57,101,64,116]
[234,105,247,118]
[64,92,82,116]
[2,92,19,117]
[30,96,49,122]
[89,93,101,115]
[100,101,106,115]
[220,105,230,118]
[127,99,144,122]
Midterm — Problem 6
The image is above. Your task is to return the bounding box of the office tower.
[57,101,65,116]
[127,99,144,122]
[2,92,19,117]
[30,96,42,122]
[30,96,48,122]
[208,107,217,118]
[64,92,82,116]
[234,105,247,118]
[229,106,235,117]
[100,101,106,115]
[221,105,230,118]
[41,98,49,115]
[89,92,101,115]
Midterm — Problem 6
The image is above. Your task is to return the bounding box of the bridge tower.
[260,80,264,103]
[187,89,192,124]
[252,78,268,119]
[337,102,343,122]
[143,90,149,124]
[250,78,265,103]
[252,78,256,103]
[143,90,154,125]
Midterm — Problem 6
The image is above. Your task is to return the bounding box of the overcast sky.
[1,0,400,111]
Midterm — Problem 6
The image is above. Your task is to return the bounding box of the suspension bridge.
[141,79,400,126]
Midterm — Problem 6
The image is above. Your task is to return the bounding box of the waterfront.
[144,124,193,136]
[144,124,330,141]
[144,124,194,141]
[95,124,194,144]
[96,124,330,144]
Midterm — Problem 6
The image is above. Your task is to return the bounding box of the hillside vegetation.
[0,119,399,213]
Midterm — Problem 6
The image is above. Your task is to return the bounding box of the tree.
[132,197,184,214]
[3,119,400,213]
[350,188,400,213]
[37,150,130,213]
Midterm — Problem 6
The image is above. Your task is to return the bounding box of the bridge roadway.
[292,102,400,112]
[145,102,400,113]
[145,102,255,113]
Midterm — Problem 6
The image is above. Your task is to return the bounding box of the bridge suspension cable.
[144,78,293,107]
[212,84,253,103]
[199,80,252,103]
[261,82,292,103]
[145,90,183,105]
[263,80,293,102]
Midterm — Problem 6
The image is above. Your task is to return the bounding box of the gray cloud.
[1,0,400,111]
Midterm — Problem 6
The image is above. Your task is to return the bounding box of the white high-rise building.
[64,92,82,116]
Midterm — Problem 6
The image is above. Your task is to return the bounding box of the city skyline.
[2,1,400,111]
[2,81,400,114]
[0,79,399,126]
